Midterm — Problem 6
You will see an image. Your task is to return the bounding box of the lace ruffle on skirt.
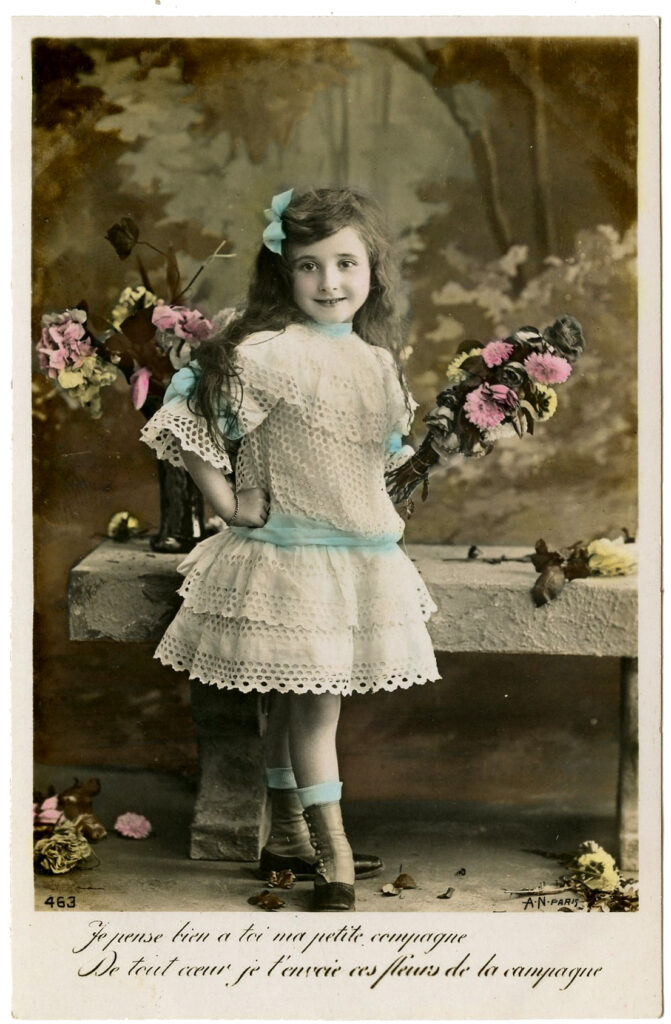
[154,528,440,695]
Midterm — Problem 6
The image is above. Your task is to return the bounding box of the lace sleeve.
[371,347,418,472]
[140,365,235,473]
[140,334,288,471]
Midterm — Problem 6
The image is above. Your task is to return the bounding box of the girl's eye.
[298,261,317,272]
[339,259,356,269]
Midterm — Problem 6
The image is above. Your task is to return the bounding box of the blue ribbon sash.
[230,513,400,550]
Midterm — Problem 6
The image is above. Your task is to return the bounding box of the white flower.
[587,537,637,577]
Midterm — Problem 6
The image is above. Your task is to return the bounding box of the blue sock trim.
[265,767,297,790]
[296,780,343,808]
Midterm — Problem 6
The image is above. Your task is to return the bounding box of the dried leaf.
[380,883,401,896]
[105,216,140,260]
[437,887,455,900]
[393,872,417,890]
[266,869,295,889]
[531,539,564,573]
[459,354,488,378]
[248,889,284,910]
[511,407,526,438]
[564,556,591,580]
[532,563,567,606]
[165,245,181,303]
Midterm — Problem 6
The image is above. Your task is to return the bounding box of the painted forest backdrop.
[32,35,638,787]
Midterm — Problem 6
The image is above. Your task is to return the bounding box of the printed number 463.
[44,896,76,908]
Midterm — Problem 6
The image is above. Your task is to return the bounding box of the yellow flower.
[107,511,142,541]
[34,821,92,874]
[109,285,162,331]
[445,347,482,384]
[587,537,637,577]
[532,382,558,422]
[574,844,620,892]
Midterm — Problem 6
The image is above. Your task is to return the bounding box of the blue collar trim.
[307,320,354,339]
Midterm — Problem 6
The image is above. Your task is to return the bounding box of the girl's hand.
[233,487,270,528]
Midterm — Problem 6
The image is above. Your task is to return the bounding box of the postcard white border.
[11,14,662,1022]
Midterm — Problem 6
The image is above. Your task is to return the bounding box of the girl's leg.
[264,691,292,769]
[260,691,382,891]
[289,692,355,911]
[261,694,316,865]
[287,692,341,787]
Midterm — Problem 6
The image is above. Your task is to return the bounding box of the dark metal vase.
[151,457,206,553]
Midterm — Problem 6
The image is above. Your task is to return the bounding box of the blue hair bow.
[262,188,294,254]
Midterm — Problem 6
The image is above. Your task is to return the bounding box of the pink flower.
[181,308,215,341]
[481,339,514,367]
[152,304,183,333]
[114,812,152,839]
[36,309,93,379]
[35,795,63,827]
[130,367,152,409]
[152,304,213,342]
[524,351,572,385]
[463,382,519,430]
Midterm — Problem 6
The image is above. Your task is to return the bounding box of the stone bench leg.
[188,683,268,861]
[616,656,638,871]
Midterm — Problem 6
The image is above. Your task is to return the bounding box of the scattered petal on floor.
[248,890,284,910]
[380,883,401,896]
[437,887,455,899]
[393,872,417,889]
[265,870,295,889]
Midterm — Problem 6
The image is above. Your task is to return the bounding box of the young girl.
[141,186,442,912]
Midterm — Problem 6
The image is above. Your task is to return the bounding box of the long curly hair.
[192,186,409,447]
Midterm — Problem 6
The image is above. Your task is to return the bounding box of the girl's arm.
[182,450,269,528]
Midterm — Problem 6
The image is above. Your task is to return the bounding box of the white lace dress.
[140,321,440,695]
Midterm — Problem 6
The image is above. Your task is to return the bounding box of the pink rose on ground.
[481,339,514,367]
[524,352,572,385]
[130,367,152,409]
[463,383,519,430]
[36,309,93,379]
[35,795,63,827]
[114,812,152,839]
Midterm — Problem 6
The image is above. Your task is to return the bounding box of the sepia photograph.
[13,14,661,1020]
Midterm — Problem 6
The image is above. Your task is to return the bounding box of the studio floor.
[33,766,622,915]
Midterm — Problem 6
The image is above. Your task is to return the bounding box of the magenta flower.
[36,309,93,379]
[114,812,152,839]
[152,304,214,342]
[130,367,152,409]
[524,351,572,385]
[463,382,519,430]
[481,339,514,367]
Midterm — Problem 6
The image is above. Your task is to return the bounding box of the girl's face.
[288,226,371,326]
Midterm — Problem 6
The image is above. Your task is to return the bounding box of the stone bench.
[68,537,638,869]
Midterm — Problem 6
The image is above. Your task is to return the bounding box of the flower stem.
[137,240,168,257]
[176,239,235,300]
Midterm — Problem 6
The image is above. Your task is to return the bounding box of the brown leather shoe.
[303,802,356,912]
[258,846,383,881]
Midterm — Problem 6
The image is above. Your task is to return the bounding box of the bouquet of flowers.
[386,315,586,505]
[34,216,233,420]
